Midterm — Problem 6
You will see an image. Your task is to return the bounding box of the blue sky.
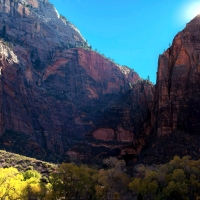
[49,0,200,83]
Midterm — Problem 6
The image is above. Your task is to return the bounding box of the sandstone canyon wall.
[137,15,200,165]
[154,15,200,137]
[0,0,154,162]
[2,0,200,165]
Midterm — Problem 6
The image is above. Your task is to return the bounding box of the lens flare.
[186,2,200,18]
[179,1,200,23]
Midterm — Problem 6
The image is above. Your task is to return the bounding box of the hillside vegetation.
[0,151,200,199]
[0,150,56,174]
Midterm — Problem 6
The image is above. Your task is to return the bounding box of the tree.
[129,177,158,200]
[49,163,98,200]
[163,181,188,200]
[98,157,130,199]
[23,169,45,199]
[23,169,41,181]
[0,167,26,199]
[103,157,126,171]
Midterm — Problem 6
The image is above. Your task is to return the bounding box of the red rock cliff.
[153,15,200,136]
[0,0,154,162]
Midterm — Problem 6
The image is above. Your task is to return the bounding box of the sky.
[49,0,200,83]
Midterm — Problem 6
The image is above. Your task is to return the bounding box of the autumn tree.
[0,167,26,199]
[97,157,130,200]
[49,163,98,200]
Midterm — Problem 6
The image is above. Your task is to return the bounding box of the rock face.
[136,15,200,165]
[0,0,154,162]
[0,0,87,48]
[153,15,200,137]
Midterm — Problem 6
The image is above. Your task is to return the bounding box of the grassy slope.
[0,150,57,175]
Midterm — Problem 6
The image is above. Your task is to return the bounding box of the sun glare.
[177,1,200,25]
[184,2,200,21]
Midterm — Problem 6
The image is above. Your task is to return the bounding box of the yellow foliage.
[0,167,27,199]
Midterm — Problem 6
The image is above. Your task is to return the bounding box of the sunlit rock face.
[153,15,200,136]
[0,0,154,162]
[0,0,86,48]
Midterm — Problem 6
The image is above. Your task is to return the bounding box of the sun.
[177,1,200,24]
[184,2,200,21]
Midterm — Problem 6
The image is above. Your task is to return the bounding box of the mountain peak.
[186,14,200,27]
[193,14,200,18]
[0,0,87,49]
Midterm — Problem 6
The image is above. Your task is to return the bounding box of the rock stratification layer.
[0,0,154,162]
[154,15,200,136]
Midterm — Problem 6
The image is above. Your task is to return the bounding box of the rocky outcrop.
[153,15,200,137]
[132,15,200,165]
[0,0,154,162]
[0,0,87,48]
